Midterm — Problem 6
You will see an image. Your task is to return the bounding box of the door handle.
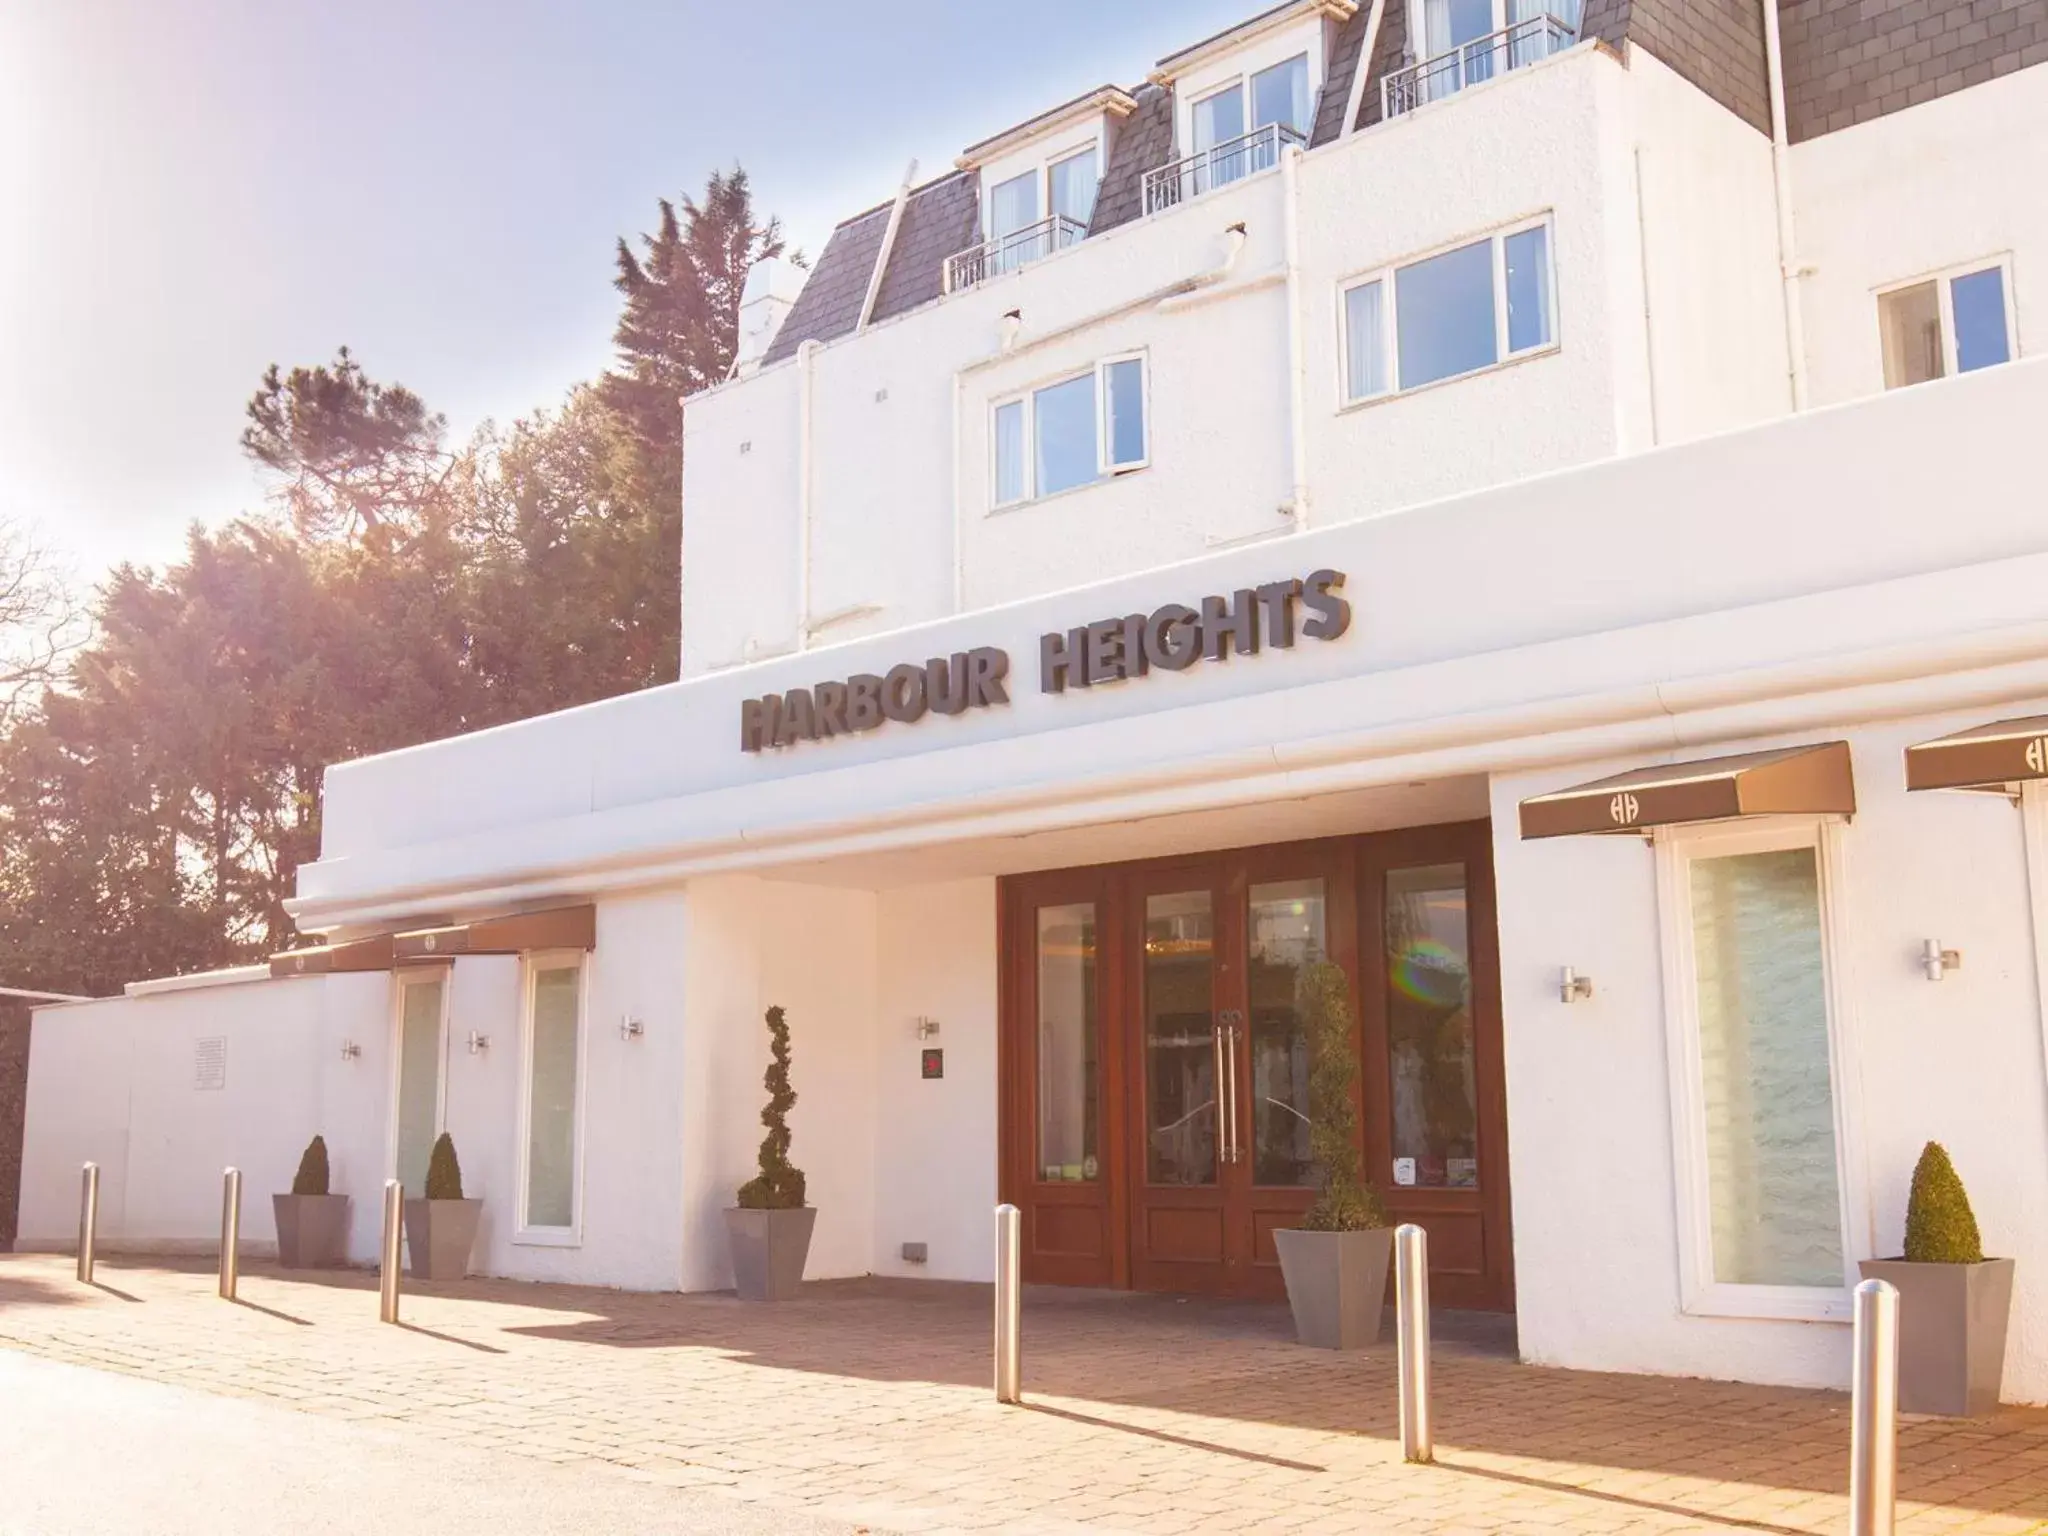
[1215,1010,1245,1165]
[1212,1020,1230,1167]
[1226,1020,1242,1164]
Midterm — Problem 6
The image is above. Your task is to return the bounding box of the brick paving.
[3,1254,2048,1534]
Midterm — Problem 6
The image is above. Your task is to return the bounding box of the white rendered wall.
[1795,62,2048,409]
[1627,48,1790,442]
[1493,711,2048,1402]
[872,879,1000,1282]
[17,972,390,1261]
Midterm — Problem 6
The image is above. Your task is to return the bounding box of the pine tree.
[1903,1141,1984,1263]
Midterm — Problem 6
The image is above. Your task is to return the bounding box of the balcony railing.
[1382,13,1579,119]
[943,213,1089,293]
[1143,122,1309,217]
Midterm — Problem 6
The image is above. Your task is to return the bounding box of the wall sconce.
[339,1040,361,1062]
[619,1015,644,1041]
[1559,967,1595,1004]
[1922,940,1962,982]
[466,1031,491,1055]
[915,1016,941,1040]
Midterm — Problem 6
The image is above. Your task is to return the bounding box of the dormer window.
[947,86,1134,292]
[1188,53,1311,195]
[1385,0,1582,116]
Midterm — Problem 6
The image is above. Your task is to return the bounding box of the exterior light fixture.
[339,1040,361,1062]
[1922,940,1962,982]
[915,1016,941,1040]
[1559,967,1594,1004]
[466,1031,491,1055]
[619,1015,645,1041]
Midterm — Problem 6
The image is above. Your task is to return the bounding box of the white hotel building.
[21,0,2048,1399]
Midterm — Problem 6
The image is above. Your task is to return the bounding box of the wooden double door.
[1000,821,1513,1310]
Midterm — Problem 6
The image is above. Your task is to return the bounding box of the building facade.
[21,0,2048,1400]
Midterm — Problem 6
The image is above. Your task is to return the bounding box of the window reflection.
[1036,904,1098,1182]
[1385,864,1478,1189]
[1249,879,1325,1187]
[1145,890,1217,1185]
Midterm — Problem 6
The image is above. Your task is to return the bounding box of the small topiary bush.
[1903,1140,1984,1264]
[737,1005,807,1210]
[1297,961,1387,1233]
[290,1134,330,1197]
[425,1132,465,1202]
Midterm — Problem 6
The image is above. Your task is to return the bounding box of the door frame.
[998,820,1513,1309]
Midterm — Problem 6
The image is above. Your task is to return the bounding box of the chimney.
[734,258,803,376]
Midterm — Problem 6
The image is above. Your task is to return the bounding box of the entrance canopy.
[268,903,596,978]
[1904,714,2048,793]
[1518,742,1855,839]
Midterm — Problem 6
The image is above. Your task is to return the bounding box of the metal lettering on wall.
[738,569,1349,753]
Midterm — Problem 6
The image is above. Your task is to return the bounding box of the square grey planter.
[724,1206,817,1301]
[403,1198,482,1282]
[1859,1257,2015,1416]
[272,1193,350,1269]
[1274,1226,1395,1349]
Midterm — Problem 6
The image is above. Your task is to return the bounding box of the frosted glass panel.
[525,964,581,1228]
[394,978,444,1196]
[1689,847,1844,1288]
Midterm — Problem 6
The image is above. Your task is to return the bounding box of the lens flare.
[1390,939,1467,1008]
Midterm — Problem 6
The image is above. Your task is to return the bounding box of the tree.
[0,518,83,731]
[602,168,794,473]
[241,347,456,543]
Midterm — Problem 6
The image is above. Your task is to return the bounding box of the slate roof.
[1090,85,1177,237]
[758,0,2029,369]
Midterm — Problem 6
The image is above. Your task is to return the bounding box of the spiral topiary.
[290,1134,330,1197]
[425,1131,465,1202]
[1297,961,1387,1233]
[737,1005,807,1210]
[1903,1140,1984,1264]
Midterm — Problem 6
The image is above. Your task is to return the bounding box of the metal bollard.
[994,1203,1022,1404]
[218,1167,242,1300]
[1850,1277,1900,1536]
[1395,1222,1433,1464]
[378,1179,403,1324]
[76,1162,100,1284]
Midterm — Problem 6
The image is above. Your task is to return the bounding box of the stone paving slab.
[3,1254,2047,1534]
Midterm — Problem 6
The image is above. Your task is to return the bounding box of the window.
[391,970,448,1197]
[1188,54,1310,194]
[1343,218,1555,401]
[1657,821,1866,1320]
[1036,904,1098,1182]
[1049,147,1099,229]
[1878,259,2015,390]
[1384,863,1478,1189]
[518,952,585,1240]
[1413,0,1583,99]
[992,355,1148,507]
[988,170,1040,241]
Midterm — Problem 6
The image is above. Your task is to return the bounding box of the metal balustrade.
[1143,122,1308,217]
[1382,14,1579,119]
[943,213,1089,293]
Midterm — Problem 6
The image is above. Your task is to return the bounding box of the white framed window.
[1877,257,2016,391]
[1654,818,1871,1322]
[388,967,450,1197]
[1341,216,1556,402]
[1409,0,1584,98]
[515,950,588,1244]
[991,353,1149,508]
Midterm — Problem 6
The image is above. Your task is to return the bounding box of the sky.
[0,0,1260,588]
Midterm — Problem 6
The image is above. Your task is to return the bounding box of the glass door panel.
[1384,863,1479,1191]
[1037,903,1100,1183]
[393,973,446,1196]
[1144,889,1218,1186]
[1247,878,1325,1187]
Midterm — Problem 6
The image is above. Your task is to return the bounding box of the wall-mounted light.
[339,1040,361,1062]
[466,1031,491,1055]
[915,1016,941,1040]
[1559,967,1595,1004]
[619,1015,645,1041]
[1922,941,1963,982]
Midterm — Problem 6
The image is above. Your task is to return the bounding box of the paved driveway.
[3,1254,2046,1534]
